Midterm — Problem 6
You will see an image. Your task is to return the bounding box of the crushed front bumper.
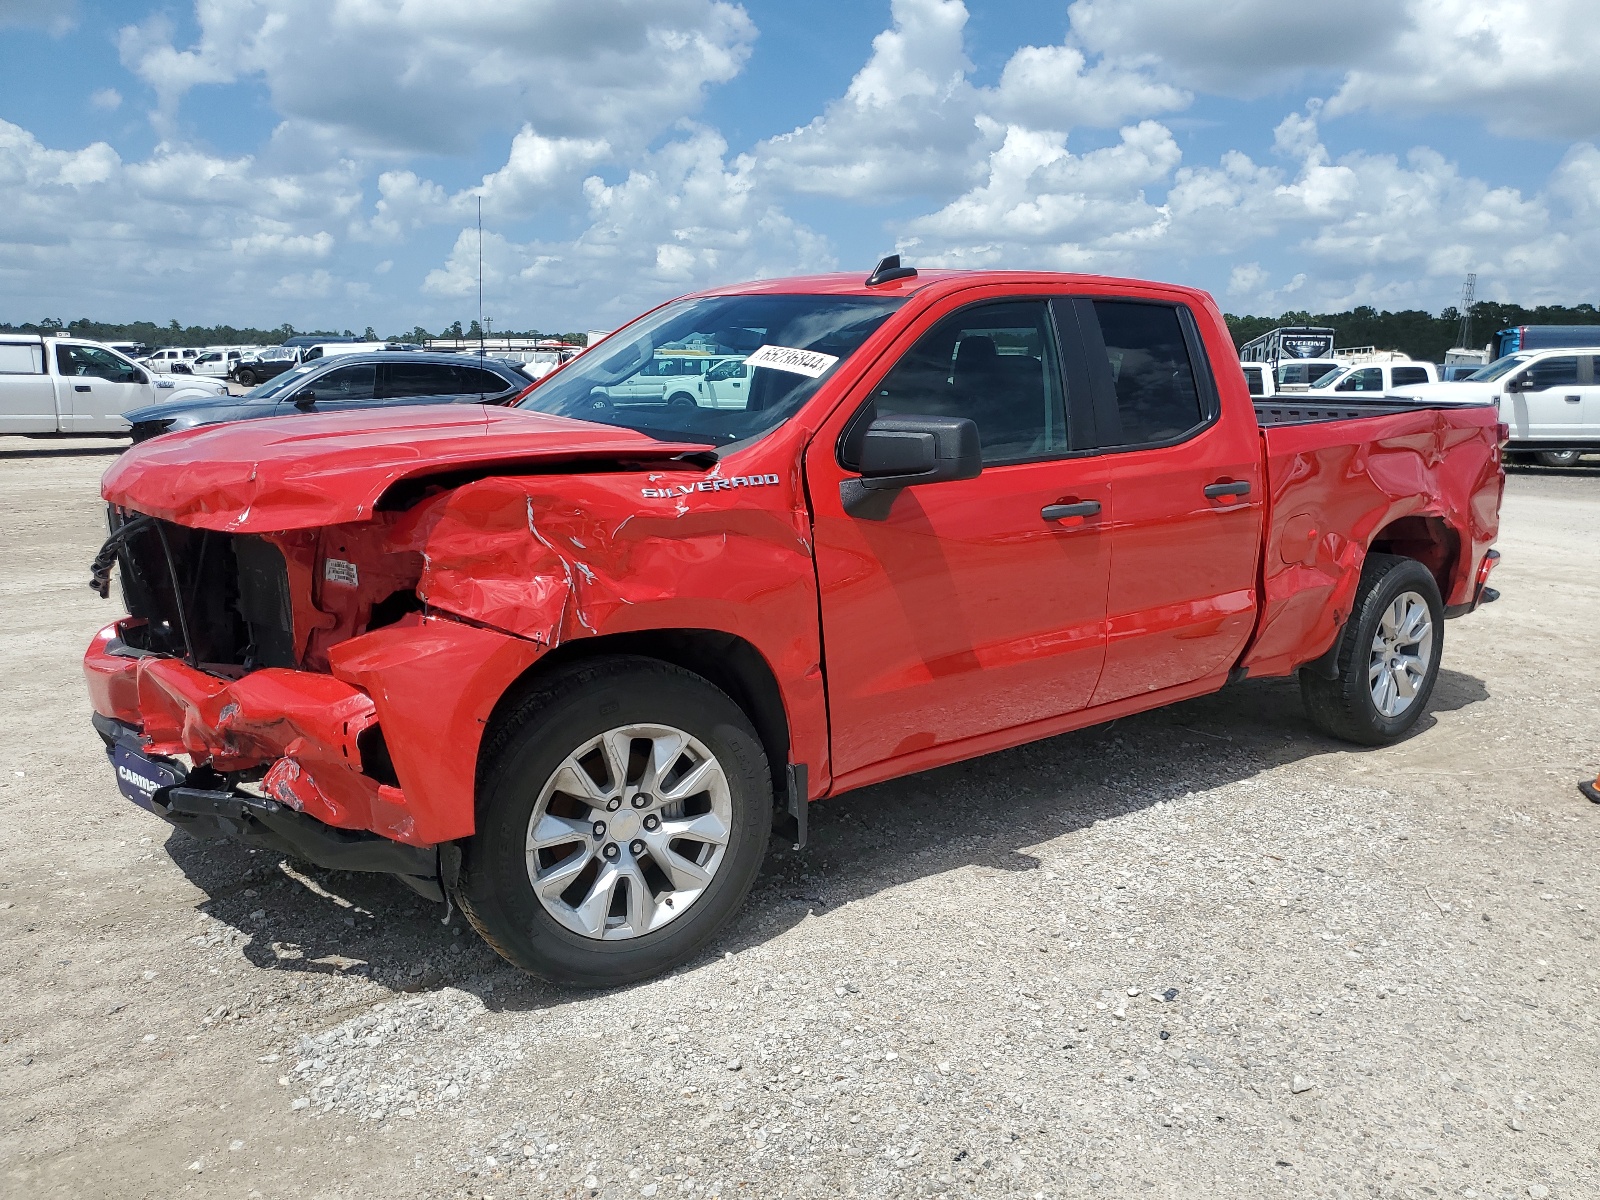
[92,711,445,898]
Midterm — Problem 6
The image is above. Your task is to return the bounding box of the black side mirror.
[857,415,982,490]
[291,389,318,409]
[1508,376,1535,392]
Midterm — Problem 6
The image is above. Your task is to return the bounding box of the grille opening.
[367,589,424,631]
[110,509,296,671]
[357,724,400,788]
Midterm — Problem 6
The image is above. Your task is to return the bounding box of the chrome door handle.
[1041,501,1101,520]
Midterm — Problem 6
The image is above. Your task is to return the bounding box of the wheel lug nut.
[592,821,606,838]
[606,797,622,812]
[630,840,645,856]
[643,814,660,831]
[631,793,649,809]
[603,843,619,861]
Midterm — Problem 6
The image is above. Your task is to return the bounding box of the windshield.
[1466,353,1532,382]
[517,294,904,444]
[1304,367,1350,390]
[1276,361,1341,386]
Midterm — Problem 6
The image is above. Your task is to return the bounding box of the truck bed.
[1254,396,1496,426]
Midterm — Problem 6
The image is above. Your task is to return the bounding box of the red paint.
[86,271,1503,857]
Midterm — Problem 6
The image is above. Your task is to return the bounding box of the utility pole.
[1456,272,1476,350]
[477,195,484,358]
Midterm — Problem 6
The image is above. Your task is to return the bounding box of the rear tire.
[1535,449,1582,468]
[235,369,257,387]
[1300,553,1444,746]
[458,656,771,987]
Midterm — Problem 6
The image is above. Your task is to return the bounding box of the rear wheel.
[235,368,257,387]
[1535,449,1583,468]
[1300,553,1444,745]
[458,656,771,987]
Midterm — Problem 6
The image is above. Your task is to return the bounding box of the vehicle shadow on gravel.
[161,667,1489,1011]
[0,444,125,459]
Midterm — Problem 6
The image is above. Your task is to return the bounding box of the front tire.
[458,656,772,987]
[235,368,257,387]
[1300,553,1444,746]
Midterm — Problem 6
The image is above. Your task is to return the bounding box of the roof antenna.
[865,253,918,287]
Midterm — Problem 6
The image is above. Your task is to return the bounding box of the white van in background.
[0,334,226,435]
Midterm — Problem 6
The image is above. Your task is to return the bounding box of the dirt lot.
[1,438,1596,1200]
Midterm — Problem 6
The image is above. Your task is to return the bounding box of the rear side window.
[1242,365,1263,396]
[1391,366,1429,387]
[382,362,462,398]
[0,344,44,374]
[460,367,512,394]
[1088,301,1205,446]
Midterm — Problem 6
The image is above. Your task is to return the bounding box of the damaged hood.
[102,405,714,532]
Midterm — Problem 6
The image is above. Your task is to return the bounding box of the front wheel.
[234,369,256,387]
[458,656,772,987]
[1300,553,1444,745]
[1535,449,1583,468]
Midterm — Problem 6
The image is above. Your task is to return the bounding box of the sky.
[2,0,1599,334]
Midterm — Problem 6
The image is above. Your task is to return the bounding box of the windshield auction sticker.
[743,344,840,378]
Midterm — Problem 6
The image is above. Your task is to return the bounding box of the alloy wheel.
[524,724,732,940]
[1367,590,1434,718]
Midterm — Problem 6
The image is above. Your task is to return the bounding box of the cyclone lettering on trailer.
[641,474,781,499]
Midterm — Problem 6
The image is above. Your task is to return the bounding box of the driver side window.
[867,301,1067,464]
[55,344,140,384]
[307,364,377,401]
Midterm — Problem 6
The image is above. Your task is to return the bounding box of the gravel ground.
[1,437,1597,1200]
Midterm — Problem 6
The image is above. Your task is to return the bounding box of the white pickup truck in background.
[0,335,227,436]
[1394,346,1600,466]
[1306,361,1439,393]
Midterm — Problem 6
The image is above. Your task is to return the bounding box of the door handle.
[1565,394,1581,402]
[74,384,91,392]
[1204,480,1251,499]
[1041,500,1101,521]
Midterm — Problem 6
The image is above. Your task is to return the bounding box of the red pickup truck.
[84,263,1504,986]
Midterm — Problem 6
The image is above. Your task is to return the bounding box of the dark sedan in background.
[125,352,530,443]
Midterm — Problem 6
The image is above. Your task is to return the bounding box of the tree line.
[1224,302,1600,362]
[0,316,590,348]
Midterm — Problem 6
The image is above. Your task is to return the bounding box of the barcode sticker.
[743,344,840,378]
[324,558,359,587]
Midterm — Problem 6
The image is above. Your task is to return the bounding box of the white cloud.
[756,0,1186,204]
[1068,0,1600,140]
[0,118,361,321]
[89,87,122,112]
[1326,0,1600,139]
[0,0,77,36]
[1066,0,1394,93]
[425,128,834,327]
[118,0,755,155]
